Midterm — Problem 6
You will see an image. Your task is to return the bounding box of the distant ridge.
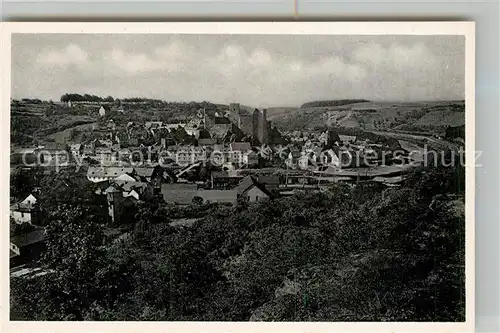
[300,99,370,109]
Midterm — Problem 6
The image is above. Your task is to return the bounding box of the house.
[117,148,132,162]
[339,135,357,144]
[170,146,207,166]
[229,142,254,166]
[298,153,311,170]
[83,141,96,157]
[319,148,341,167]
[184,120,202,138]
[211,171,243,189]
[111,143,121,152]
[237,175,271,202]
[285,146,302,169]
[70,143,83,159]
[95,147,114,164]
[10,227,47,267]
[98,139,113,148]
[117,105,126,114]
[145,121,163,130]
[113,180,154,200]
[133,166,156,182]
[104,186,138,224]
[10,194,42,225]
[36,143,69,166]
[257,144,274,160]
[230,142,252,153]
[94,180,111,195]
[87,166,134,182]
[99,106,106,117]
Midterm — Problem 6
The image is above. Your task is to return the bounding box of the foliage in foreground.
[10,166,465,321]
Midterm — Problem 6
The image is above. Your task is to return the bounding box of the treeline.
[60,94,115,103]
[301,99,369,109]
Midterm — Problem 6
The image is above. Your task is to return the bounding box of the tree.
[192,196,203,206]
[11,204,109,320]
[11,164,465,322]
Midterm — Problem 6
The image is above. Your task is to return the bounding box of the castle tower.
[260,108,268,144]
[252,109,260,142]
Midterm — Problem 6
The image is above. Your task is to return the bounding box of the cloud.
[107,41,193,73]
[354,42,438,71]
[36,44,88,67]
[15,35,464,105]
[110,48,160,73]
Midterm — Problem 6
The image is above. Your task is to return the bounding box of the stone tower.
[251,108,269,144]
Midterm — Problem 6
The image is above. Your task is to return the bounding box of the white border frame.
[0,21,475,333]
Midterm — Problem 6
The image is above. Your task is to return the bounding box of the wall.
[11,211,32,223]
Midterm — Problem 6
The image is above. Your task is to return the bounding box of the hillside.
[300,99,369,108]
[271,100,465,135]
[266,107,300,121]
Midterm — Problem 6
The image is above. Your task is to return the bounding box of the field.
[46,122,97,144]
[11,102,97,145]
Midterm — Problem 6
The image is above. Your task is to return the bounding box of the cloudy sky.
[12,34,464,107]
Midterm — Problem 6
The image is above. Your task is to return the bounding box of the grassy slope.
[271,100,465,134]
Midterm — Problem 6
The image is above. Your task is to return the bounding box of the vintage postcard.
[1,22,474,333]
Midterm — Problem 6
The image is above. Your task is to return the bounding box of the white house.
[87,166,134,183]
[99,106,106,117]
[10,194,41,224]
[70,143,82,159]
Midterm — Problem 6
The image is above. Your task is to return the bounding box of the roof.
[87,166,134,179]
[21,194,37,205]
[198,138,216,146]
[40,143,68,151]
[11,228,47,248]
[145,121,163,129]
[123,189,140,200]
[372,176,404,184]
[113,180,149,192]
[114,173,138,182]
[10,266,55,279]
[214,116,231,124]
[104,186,121,194]
[209,124,231,139]
[230,142,252,152]
[94,180,111,193]
[237,175,271,196]
[11,195,38,212]
[70,143,82,150]
[134,167,155,178]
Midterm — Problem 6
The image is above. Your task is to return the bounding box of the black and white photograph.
[3,22,474,331]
